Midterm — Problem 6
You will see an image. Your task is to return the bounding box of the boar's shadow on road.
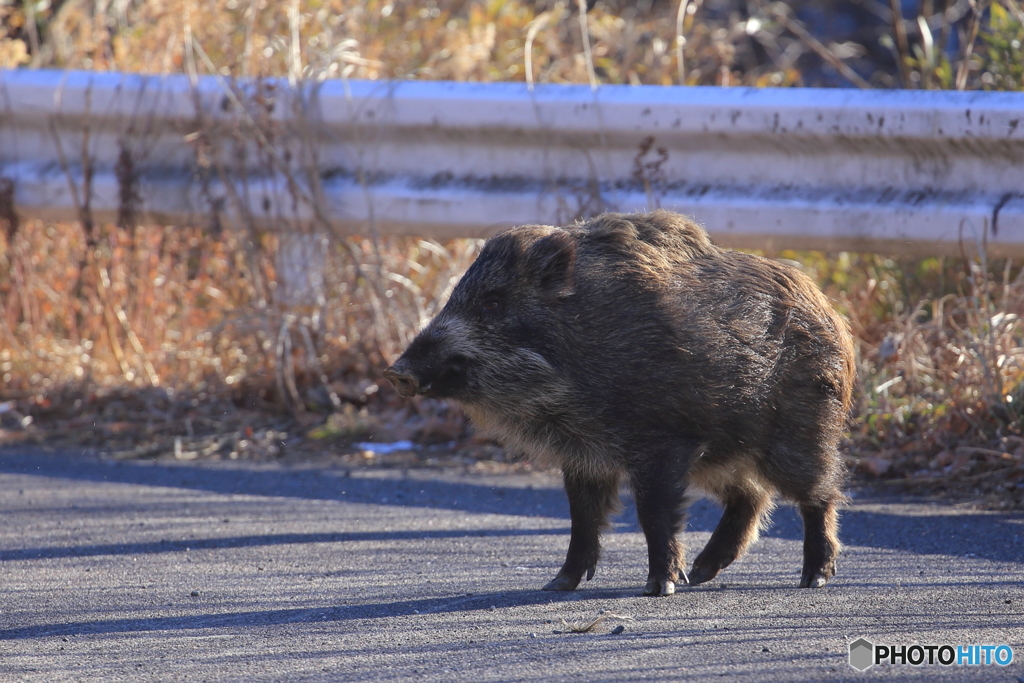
[0,448,1021,566]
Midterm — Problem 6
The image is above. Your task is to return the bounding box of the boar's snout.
[384,326,472,399]
[383,364,420,398]
[384,355,470,399]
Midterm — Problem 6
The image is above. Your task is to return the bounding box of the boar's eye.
[480,294,504,318]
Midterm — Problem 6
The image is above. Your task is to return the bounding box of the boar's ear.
[526,230,576,298]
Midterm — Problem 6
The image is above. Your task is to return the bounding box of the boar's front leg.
[798,500,841,588]
[629,457,691,596]
[543,469,621,591]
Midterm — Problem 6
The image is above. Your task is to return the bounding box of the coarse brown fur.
[384,210,856,596]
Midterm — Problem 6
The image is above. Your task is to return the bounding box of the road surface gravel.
[0,447,1021,681]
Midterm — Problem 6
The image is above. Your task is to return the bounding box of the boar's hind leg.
[798,499,840,588]
[688,487,772,586]
[629,463,690,597]
[543,469,621,592]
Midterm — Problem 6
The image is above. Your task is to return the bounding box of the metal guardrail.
[2,69,1024,255]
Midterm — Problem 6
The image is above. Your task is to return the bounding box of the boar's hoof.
[543,574,582,592]
[542,564,596,591]
[799,572,830,588]
[799,559,836,588]
[687,562,720,586]
[642,579,676,596]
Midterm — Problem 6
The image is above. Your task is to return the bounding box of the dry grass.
[0,217,484,462]
[554,611,634,634]
[0,0,796,86]
[7,0,1017,88]
[0,220,481,396]
[807,251,1024,506]
[2,0,1024,506]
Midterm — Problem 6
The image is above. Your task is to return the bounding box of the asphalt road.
[0,447,1022,682]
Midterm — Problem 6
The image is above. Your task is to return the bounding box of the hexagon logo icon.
[849,638,874,671]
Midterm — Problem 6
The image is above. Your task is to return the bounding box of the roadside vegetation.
[1,0,1023,508]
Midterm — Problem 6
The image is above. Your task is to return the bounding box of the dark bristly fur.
[384,210,856,596]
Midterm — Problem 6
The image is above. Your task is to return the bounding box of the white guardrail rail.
[2,69,1024,255]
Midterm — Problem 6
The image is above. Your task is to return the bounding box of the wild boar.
[384,210,855,596]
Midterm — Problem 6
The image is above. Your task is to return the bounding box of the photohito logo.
[849,638,1014,671]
